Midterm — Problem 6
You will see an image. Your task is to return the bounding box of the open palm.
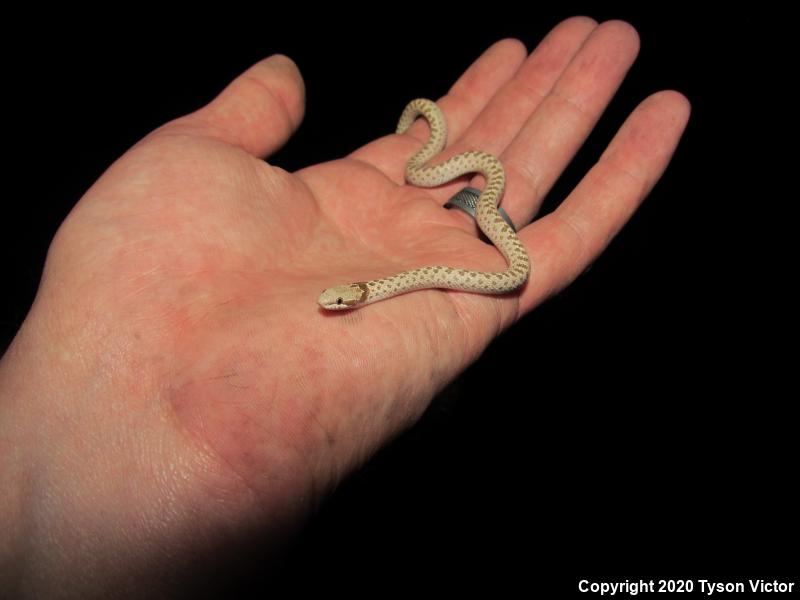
[2,18,689,595]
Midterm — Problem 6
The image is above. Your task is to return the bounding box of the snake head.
[317,283,370,310]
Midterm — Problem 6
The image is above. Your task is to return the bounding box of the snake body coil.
[318,99,531,310]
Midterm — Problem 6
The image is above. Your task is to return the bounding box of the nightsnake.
[318,98,531,310]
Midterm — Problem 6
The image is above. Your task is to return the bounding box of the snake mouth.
[317,289,357,310]
[318,301,353,311]
[320,303,353,311]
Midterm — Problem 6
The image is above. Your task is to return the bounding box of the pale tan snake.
[318,98,531,310]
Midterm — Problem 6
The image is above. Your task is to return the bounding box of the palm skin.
[0,19,689,596]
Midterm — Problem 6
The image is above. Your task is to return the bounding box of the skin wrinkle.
[298,161,387,248]
[447,39,528,102]
[506,69,551,105]
[240,74,295,138]
[153,290,298,514]
[337,176,401,252]
[416,293,467,385]
[164,374,305,523]
[439,89,486,128]
[597,137,653,193]
[503,155,546,203]
[220,63,304,154]
[162,379,266,507]
[560,166,642,252]
[286,320,393,476]
[546,87,597,127]
[299,328,380,471]
[444,290,501,362]
[552,211,590,269]
[598,156,650,197]
[368,312,429,428]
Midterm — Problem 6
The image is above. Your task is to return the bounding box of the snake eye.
[336,297,343,305]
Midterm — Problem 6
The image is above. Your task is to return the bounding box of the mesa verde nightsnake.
[318,99,531,310]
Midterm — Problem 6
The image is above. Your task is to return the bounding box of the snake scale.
[318,98,531,310]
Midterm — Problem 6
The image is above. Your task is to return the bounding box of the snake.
[318,98,531,310]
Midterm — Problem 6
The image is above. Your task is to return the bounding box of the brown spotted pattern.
[318,99,531,310]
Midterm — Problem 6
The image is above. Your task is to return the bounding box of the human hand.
[0,18,689,596]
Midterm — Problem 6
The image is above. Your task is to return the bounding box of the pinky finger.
[517,90,691,315]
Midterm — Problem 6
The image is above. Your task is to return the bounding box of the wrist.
[0,298,315,595]
[0,311,218,594]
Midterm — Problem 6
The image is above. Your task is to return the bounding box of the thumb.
[177,54,305,158]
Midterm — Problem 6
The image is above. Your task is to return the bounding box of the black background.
[2,6,793,597]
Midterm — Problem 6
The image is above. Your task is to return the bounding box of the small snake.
[318,98,531,310]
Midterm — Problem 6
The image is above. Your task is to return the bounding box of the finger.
[425,16,600,226]
[518,90,691,315]
[406,37,529,147]
[499,21,641,226]
[351,38,527,178]
[451,16,599,164]
[164,54,306,158]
